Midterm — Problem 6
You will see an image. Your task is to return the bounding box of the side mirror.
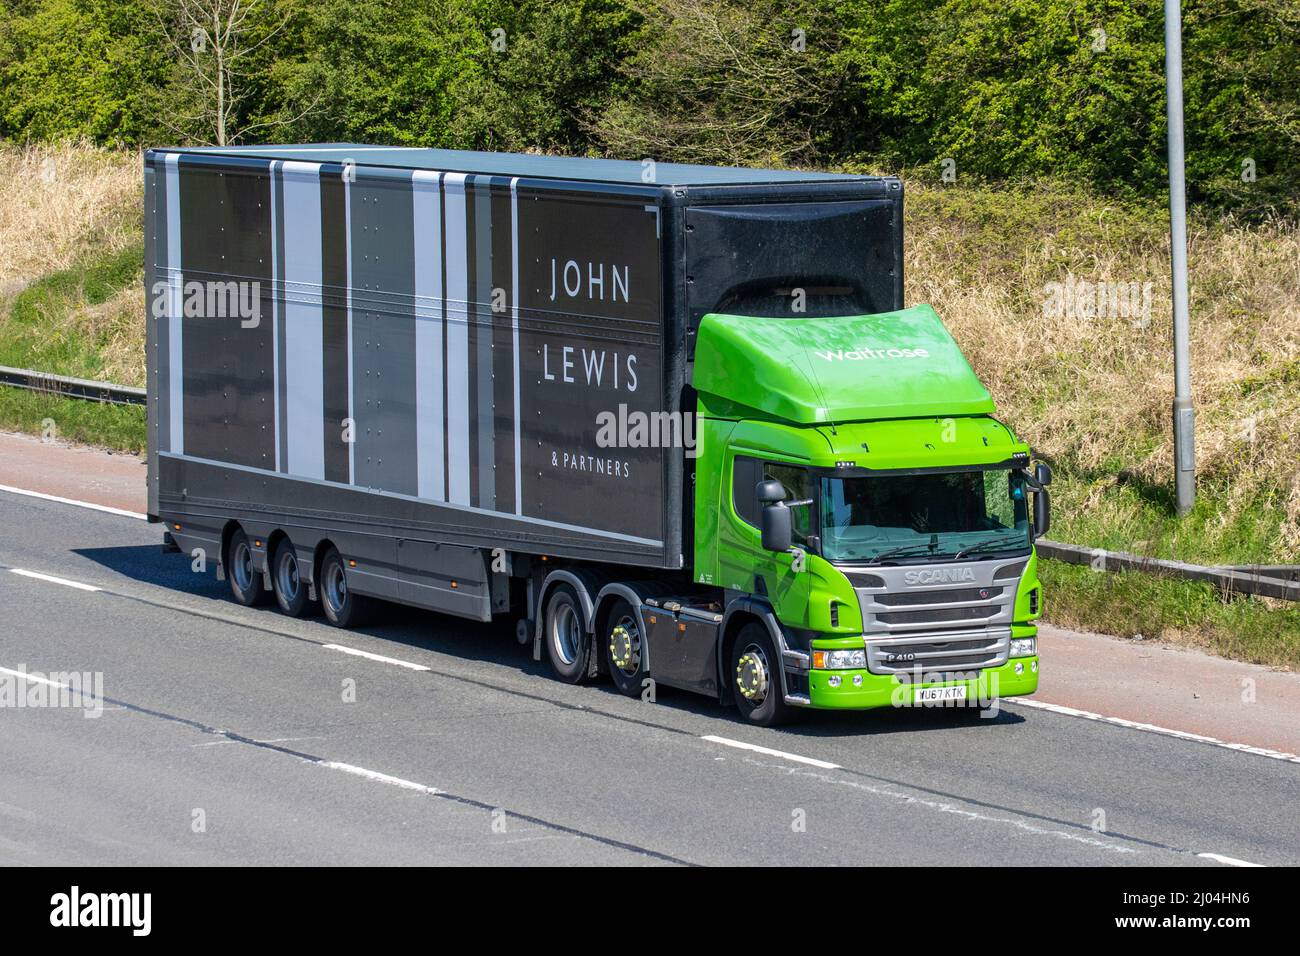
[756,479,787,504]
[1033,486,1051,539]
[761,501,793,553]
[1035,462,1053,487]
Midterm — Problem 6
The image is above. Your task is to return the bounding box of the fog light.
[852,675,863,687]
[1031,660,1038,673]
[827,675,842,688]
[812,649,867,669]
[1014,662,1024,676]
[1010,637,1036,658]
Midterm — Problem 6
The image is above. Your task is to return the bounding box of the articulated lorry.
[145,144,1050,725]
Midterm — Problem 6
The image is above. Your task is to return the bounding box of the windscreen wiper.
[953,537,1023,559]
[864,543,940,564]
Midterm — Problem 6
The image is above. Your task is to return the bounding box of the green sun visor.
[693,305,995,424]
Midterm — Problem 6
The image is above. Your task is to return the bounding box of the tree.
[150,0,309,145]
[590,0,843,167]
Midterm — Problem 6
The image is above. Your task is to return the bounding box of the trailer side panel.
[148,150,672,588]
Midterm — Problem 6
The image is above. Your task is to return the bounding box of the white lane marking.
[775,759,1138,855]
[0,483,146,520]
[0,665,72,689]
[322,643,430,672]
[320,761,439,794]
[702,735,840,770]
[1197,852,1264,867]
[10,568,102,592]
[1007,697,1300,765]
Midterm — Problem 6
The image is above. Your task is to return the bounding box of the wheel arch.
[717,597,793,707]
[313,538,339,590]
[266,528,291,566]
[217,519,246,581]
[537,569,599,635]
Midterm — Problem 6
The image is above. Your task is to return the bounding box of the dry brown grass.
[0,141,141,296]
[75,284,148,387]
[0,142,145,387]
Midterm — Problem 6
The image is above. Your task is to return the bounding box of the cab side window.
[731,456,811,546]
[732,456,762,525]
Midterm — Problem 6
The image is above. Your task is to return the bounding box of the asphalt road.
[0,490,1295,866]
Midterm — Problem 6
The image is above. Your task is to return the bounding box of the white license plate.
[914,685,967,703]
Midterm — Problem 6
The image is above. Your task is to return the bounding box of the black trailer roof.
[163,143,870,186]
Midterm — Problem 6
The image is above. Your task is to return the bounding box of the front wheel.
[603,599,647,697]
[730,623,793,727]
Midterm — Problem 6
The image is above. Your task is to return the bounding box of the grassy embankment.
[0,142,144,450]
[2,142,1297,665]
[901,178,1299,666]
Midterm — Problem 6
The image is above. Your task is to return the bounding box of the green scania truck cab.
[687,305,1047,725]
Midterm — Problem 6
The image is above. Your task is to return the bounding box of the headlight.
[813,649,867,669]
[1010,637,1036,658]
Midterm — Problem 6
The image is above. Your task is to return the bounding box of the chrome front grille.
[875,605,999,626]
[841,557,1028,677]
[866,629,1011,676]
[875,586,1004,607]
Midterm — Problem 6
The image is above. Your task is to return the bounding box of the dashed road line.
[321,643,431,672]
[0,484,145,520]
[0,664,78,689]
[9,568,102,592]
[1007,697,1300,765]
[702,734,841,769]
[1196,852,1264,867]
[320,761,440,794]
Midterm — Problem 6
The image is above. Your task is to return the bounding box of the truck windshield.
[819,469,1030,563]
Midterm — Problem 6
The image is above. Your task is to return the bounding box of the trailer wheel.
[603,599,647,697]
[730,623,792,727]
[271,538,313,618]
[544,585,589,683]
[319,548,370,628]
[226,529,269,607]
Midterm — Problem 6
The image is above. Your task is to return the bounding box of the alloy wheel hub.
[736,646,770,703]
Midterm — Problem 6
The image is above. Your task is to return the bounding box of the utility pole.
[1166,0,1195,514]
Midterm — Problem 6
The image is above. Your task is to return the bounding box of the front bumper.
[805,657,1039,710]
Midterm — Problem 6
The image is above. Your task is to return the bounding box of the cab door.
[717,451,812,623]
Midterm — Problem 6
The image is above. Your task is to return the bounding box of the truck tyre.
[544,584,590,683]
[318,548,370,628]
[271,537,313,618]
[730,623,793,727]
[603,599,648,697]
[226,529,269,607]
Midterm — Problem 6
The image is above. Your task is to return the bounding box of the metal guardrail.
[0,364,145,406]
[2,365,1295,599]
[1037,540,1300,602]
